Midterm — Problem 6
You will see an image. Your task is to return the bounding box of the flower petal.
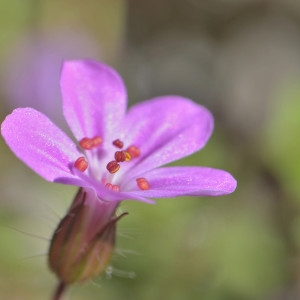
[124,166,237,197]
[120,96,214,177]
[72,168,155,204]
[1,108,83,182]
[60,60,127,143]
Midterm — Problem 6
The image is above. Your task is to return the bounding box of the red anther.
[105,183,120,192]
[105,183,113,190]
[79,136,102,149]
[74,157,88,172]
[91,136,102,147]
[114,151,125,162]
[106,160,120,174]
[126,145,140,158]
[112,139,124,149]
[112,185,120,192]
[136,178,150,190]
[79,137,94,150]
[114,151,131,162]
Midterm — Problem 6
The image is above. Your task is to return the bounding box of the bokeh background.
[1,0,300,299]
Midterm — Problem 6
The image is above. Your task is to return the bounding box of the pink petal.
[72,168,155,204]
[1,108,83,182]
[60,60,127,144]
[120,96,214,177]
[124,166,237,198]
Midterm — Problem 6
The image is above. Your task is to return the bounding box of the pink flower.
[1,60,237,293]
[1,60,236,203]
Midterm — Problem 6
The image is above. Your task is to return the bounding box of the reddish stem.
[53,282,66,300]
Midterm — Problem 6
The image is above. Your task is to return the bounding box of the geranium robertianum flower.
[1,60,236,202]
[1,60,236,297]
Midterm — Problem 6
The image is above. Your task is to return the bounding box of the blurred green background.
[1,0,300,299]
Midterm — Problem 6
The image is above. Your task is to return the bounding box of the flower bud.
[48,188,127,284]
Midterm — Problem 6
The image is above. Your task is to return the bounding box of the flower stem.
[53,282,67,300]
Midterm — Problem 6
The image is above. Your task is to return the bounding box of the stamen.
[114,151,131,162]
[136,178,150,190]
[74,157,88,172]
[105,183,113,190]
[112,139,124,149]
[79,137,94,150]
[79,136,102,150]
[106,160,120,174]
[126,145,140,158]
[112,185,120,192]
[105,183,120,192]
[91,136,103,147]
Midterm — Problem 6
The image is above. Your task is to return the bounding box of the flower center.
[73,136,150,192]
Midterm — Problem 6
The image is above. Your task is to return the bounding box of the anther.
[91,136,102,147]
[79,136,102,150]
[74,157,88,172]
[79,137,94,150]
[114,151,131,162]
[105,183,113,190]
[136,178,150,190]
[112,185,120,192]
[106,160,120,174]
[112,139,124,149]
[105,183,120,192]
[126,145,140,158]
